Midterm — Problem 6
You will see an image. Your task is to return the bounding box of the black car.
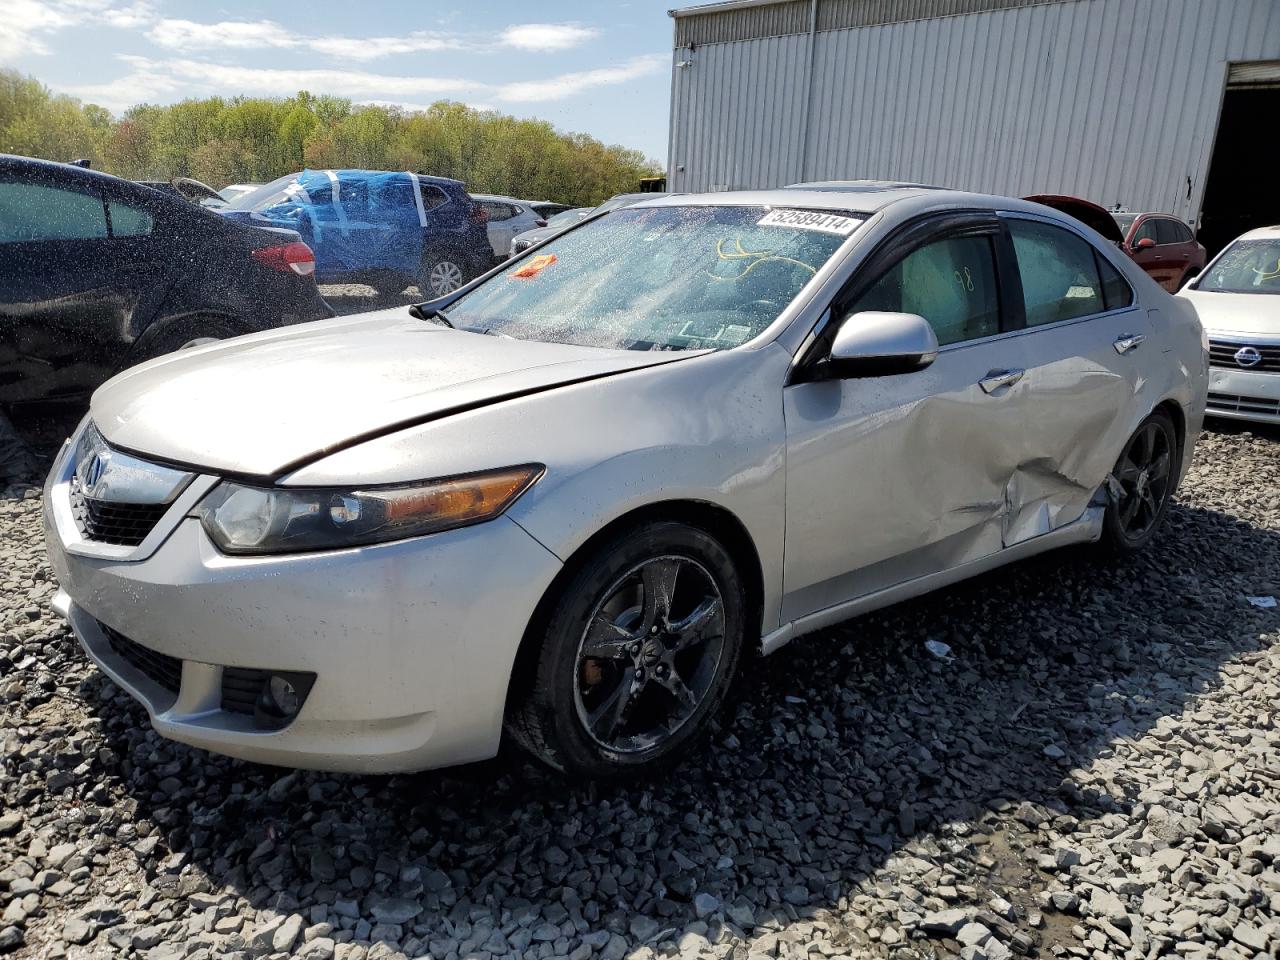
[0,155,333,408]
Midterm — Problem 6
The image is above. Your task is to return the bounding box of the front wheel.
[418,253,466,298]
[506,521,747,778]
[1102,411,1178,552]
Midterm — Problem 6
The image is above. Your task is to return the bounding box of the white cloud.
[499,23,598,52]
[494,54,666,103]
[56,53,668,113]
[145,18,599,61]
[147,19,469,61]
[0,0,73,58]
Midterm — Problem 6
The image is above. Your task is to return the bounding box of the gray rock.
[921,908,969,936]
[367,898,422,926]
[629,916,660,943]
[693,892,720,919]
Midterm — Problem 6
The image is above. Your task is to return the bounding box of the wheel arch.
[504,498,767,720]
[122,310,247,369]
[1154,395,1189,487]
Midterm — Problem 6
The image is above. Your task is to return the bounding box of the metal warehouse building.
[666,0,1280,252]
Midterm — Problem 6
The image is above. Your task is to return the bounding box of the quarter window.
[1008,219,1106,326]
[1097,255,1134,311]
[107,200,154,237]
[0,182,108,243]
[848,235,1000,346]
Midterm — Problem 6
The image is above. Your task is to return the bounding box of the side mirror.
[1135,237,1157,250]
[825,311,939,378]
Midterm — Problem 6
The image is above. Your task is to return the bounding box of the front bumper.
[44,447,562,773]
[1206,366,1280,425]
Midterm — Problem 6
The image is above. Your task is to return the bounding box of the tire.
[506,520,747,778]
[418,252,466,298]
[137,319,237,364]
[1101,410,1178,552]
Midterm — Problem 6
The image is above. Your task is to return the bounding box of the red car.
[1111,212,1207,292]
[1024,196,1206,293]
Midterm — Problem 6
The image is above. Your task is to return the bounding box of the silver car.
[1178,225,1280,424]
[44,186,1207,777]
[471,194,547,260]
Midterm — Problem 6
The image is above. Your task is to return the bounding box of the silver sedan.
[44,186,1208,777]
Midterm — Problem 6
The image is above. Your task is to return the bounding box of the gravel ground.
[1,426,1278,960]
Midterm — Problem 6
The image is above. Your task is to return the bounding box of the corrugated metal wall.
[667,0,1280,223]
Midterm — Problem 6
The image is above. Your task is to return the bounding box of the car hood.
[92,308,695,477]
[1178,288,1280,337]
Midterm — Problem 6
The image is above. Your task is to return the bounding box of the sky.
[0,0,686,161]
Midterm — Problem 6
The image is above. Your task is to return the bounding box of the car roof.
[471,193,531,205]
[785,179,948,193]
[1235,224,1280,241]
[625,184,1032,217]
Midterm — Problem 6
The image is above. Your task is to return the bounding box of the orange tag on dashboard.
[512,253,557,278]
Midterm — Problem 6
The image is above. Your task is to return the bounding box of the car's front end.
[43,417,563,772]
[1179,231,1280,425]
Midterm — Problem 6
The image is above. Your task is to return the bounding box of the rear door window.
[1156,219,1187,245]
[1008,219,1106,325]
[482,202,516,222]
[419,185,449,211]
[107,200,154,238]
[0,181,108,243]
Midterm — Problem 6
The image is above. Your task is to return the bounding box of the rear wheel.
[1102,411,1178,552]
[418,253,466,298]
[506,521,747,778]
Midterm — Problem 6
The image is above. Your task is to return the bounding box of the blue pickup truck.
[218,170,493,297]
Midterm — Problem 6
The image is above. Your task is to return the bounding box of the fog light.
[267,675,300,717]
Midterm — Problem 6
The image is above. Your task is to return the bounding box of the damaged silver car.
[44,185,1207,777]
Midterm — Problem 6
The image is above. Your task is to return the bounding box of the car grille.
[1207,392,1280,418]
[102,623,182,697]
[70,477,169,546]
[221,667,269,716]
[1208,339,1280,372]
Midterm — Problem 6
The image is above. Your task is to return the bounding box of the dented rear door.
[998,214,1152,545]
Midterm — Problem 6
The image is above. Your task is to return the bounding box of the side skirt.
[759,505,1105,656]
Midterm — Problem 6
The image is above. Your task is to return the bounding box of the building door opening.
[1198,82,1280,258]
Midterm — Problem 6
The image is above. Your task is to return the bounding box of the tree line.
[0,69,661,207]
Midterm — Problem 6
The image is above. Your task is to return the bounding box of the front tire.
[507,521,747,778]
[1102,410,1178,552]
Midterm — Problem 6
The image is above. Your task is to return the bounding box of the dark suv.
[218,170,493,298]
[0,155,332,408]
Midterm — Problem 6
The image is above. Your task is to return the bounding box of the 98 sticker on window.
[757,209,863,236]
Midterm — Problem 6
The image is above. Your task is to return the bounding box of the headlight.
[196,465,543,555]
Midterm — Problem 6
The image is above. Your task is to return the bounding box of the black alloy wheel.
[506,521,747,777]
[1104,411,1177,550]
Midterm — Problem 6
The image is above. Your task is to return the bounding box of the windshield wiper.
[409,303,455,328]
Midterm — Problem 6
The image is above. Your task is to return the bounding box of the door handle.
[1113,334,1146,355]
[979,368,1024,394]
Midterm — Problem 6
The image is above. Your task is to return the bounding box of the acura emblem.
[1234,346,1262,368]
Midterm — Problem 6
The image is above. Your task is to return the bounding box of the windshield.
[446,205,863,351]
[1112,213,1138,237]
[545,209,585,228]
[1195,239,1280,295]
[223,173,306,212]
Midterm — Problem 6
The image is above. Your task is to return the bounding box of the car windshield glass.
[545,209,584,228]
[1112,213,1138,236]
[222,173,304,212]
[1196,239,1280,294]
[446,205,862,351]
